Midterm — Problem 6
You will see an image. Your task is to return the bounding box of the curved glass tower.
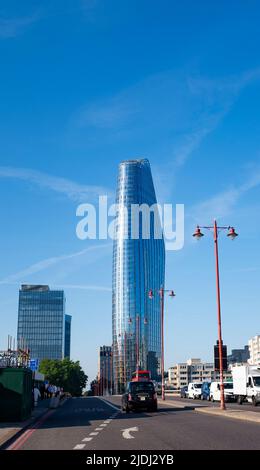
[112,159,165,393]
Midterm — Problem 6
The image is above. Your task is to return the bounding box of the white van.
[210,381,234,402]
[187,382,202,399]
[232,364,260,406]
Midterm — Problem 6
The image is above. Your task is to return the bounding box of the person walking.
[33,386,41,407]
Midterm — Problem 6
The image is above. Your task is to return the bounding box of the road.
[6,395,260,450]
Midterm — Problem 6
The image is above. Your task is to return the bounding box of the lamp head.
[193,226,204,240]
[169,290,176,297]
[227,227,238,240]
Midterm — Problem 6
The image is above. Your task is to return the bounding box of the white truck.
[232,364,260,406]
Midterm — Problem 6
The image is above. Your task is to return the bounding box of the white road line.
[90,432,99,436]
[104,420,111,424]
[97,397,121,412]
[74,444,86,449]
[82,437,93,442]
[95,427,103,431]
[100,423,107,427]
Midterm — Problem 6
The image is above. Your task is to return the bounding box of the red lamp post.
[148,287,176,401]
[193,220,238,410]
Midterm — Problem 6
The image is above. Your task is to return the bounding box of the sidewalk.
[159,398,260,424]
[0,398,50,448]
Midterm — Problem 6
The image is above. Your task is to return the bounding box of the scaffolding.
[0,335,30,368]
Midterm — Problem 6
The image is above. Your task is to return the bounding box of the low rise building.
[248,335,260,365]
[168,358,232,389]
[227,346,249,365]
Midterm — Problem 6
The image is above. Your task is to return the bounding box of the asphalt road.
[7,395,260,450]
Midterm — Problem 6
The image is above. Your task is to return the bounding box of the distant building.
[17,285,65,365]
[227,346,249,365]
[248,335,260,365]
[64,314,72,359]
[98,346,112,396]
[168,358,232,389]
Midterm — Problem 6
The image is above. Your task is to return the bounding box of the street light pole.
[193,221,238,411]
[214,220,225,411]
[160,287,165,401]
[136,314,140,372]
[149,288,175,401]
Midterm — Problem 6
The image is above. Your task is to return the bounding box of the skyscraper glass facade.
[64,314,72,359]
[98,345,113,395]
[112,159,165,393]
[17,285,65,364]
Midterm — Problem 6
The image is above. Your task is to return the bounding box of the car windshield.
[224,383,233,389]
[130,382,155,393]
[253,377,260,387]
[194,384,202,389]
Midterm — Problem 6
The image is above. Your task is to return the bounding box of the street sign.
[29,358,39,371]
[214,341,227,371]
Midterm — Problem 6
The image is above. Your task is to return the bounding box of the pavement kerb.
[159,398,260,424]
[158,398,193,409]
[195,406,260,424]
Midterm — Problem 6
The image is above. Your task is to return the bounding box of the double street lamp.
[148,287,176,401]
[193,220,238,410]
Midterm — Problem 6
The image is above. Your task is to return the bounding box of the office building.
[98,346,112,395]
[168,358,232,388]
[64,314,72,359]
[17,285,65,364]
[112,159,165,393]
[248,335,260,365]
[227,345,249,365]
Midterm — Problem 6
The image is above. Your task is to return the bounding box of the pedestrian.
[40,383,45,400]
[47,384,53,398]
[33,386,41,407]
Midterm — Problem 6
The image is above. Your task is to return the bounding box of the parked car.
[210,381,235,402]
[121,381,158,412]
[180,386,188,398]
[201,382,211,400]
[187,382,202,399]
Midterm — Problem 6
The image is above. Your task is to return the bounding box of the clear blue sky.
[0,0,260,383]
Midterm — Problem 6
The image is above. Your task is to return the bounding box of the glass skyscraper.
[64,314,72,359]
[112,159,165,393]
[17,285,65,364]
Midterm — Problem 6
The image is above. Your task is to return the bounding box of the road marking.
[122,426,139,439]
[73,399,121,449]
[7,410,55,451]
[74,444,86,449]
[74,407,105,413]
[97,397,121,411]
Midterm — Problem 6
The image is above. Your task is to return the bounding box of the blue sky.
[0,0,260,383]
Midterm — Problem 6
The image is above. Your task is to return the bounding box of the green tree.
[39,358,88,396]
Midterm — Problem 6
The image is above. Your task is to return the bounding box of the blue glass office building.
[64,314,72,359]
[112,159,165,393]
[17,285,65,364]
